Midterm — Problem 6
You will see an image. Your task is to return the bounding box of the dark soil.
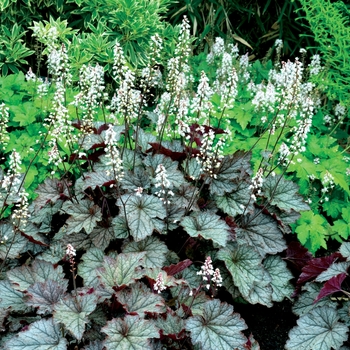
[234,299,298,350]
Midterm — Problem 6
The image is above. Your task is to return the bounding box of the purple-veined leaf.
[181,211,230,247]
[78,248,105,287]
[115,281,166,316]
[122,236,168,268]
[0,280,26,311]
[247,270,273,307]
[120,167,151,191]
[220,267,241,299]
[37,242,65,264]
[111,215,129,239]
[245,334,261,350]
[145,154,184,188]
[186,299,247,350]
[117,194,166,241]
[102,315,159,350]
[4,318,67,350]
[90,224,115,250]
[61,199,102,235]
[134,128,156,152]
[54,292,98,341]
[25,280,67,314]
[7,259,65,292]
[207,152,252,196]
[293,282,334,316]
[154,311,186,339]
[236,211,286,257]
[183,157,202,180]
[263,175,310,212]
[0,308,9,332]
[83,341,104,350]
[34,178,70,212]
[264,255,294,302]
[18,222,48,247]
[75,171,114,193]
[0,223,28,260]
[97,252,146,291]
[121,148,143,170]
[218,243,268,304]
[215,182,253,217]
[314,273,347,304]
[286,306,348,350]
[60,231,92,250]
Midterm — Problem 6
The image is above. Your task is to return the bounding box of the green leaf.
[97,252,146,291]
[181,211,230,247]
[90,225,115,250]
[218,243,268,304]
[54,293,97,341]
[215,182,252,217]
[115,282,166,316]
[286,306,348,350]
[236,211,286,257]
[295,211,328,253]
[78,248,105,287]
[186,299,247,350]
[61,200,102,235]
[4,318,67,350]
[263,255,294,302]
[122,236,168,268]
[0,280,26,312]
[227,101,254,130]
[102,315,159,350]
[118,194,166,241]
[263,175,310,212]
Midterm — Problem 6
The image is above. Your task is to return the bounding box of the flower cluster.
[66,244,76,264]
[104,125,124,185]
[154,272,166,293]
[249,168,264,201]
[154,164,174,204]
[191,71,213,118]
[73,64,108,133]
[197,256,222,290]
[196,126,226,178]
[0,103,10,150]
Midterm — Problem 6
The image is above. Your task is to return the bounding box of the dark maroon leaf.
[297,253,343,286]
[285,241,313,271]
[314,273,347,304]
[147,143,186,162]
[162,259,192,276]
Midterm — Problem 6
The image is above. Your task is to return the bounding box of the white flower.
[154,273,166,293]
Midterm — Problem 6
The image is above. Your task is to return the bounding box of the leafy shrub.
[0,17,350,349]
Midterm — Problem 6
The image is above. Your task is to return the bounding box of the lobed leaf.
[102,315,159,350]
[54,293,98,341]
[122,236,168,268]
[286,306,348,350]
[115,281,166,316]
[186,299,247,350]
[181,211,230,247]
[4,318,67,350]
[236,211,286,257]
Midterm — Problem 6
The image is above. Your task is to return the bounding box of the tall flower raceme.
[0,103,10,150]
[1,151,29,229]
[249,167,264,202]
[72,64,108,133]
[45,44,76,172]
[196,126,228,178]
[154,164,174,204]
[104,124,124,185]
[191,71,213,119]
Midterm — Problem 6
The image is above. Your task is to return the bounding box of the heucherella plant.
[0,18,350,350]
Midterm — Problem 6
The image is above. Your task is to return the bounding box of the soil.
[234,299,298,350]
